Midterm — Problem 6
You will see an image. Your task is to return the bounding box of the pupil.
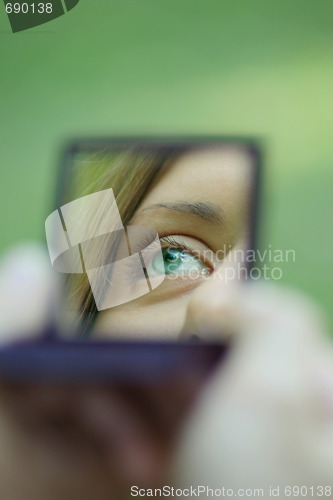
[164,247,181,262]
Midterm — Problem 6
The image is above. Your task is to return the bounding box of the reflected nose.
[178,262,241,343]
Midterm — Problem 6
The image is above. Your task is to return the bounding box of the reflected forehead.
[140,146,252,207]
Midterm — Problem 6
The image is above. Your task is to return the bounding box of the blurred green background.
[0,1,332,328]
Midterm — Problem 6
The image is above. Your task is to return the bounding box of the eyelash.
[159,235,192,252]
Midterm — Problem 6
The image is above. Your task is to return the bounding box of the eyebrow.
[137,201,224,224]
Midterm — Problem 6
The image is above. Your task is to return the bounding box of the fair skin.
[95,146,253,339]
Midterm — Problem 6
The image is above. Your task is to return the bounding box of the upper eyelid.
[159,235,191,250]
[158,233,213,251]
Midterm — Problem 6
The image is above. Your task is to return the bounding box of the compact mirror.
[46,138,260,342]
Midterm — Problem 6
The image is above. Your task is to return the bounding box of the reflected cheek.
[93,275,209,340]
[94,296,191,341]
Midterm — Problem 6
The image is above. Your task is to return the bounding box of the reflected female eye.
[121,234,215,282]
[147,238,213,277]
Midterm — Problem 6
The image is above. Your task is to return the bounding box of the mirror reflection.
[46,140,259,340]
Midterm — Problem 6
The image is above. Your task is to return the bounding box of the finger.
[180,273,327,344]
[0,244,55,343]
[175,282,332,495]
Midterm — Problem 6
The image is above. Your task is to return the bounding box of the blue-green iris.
[151,247,210,276]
